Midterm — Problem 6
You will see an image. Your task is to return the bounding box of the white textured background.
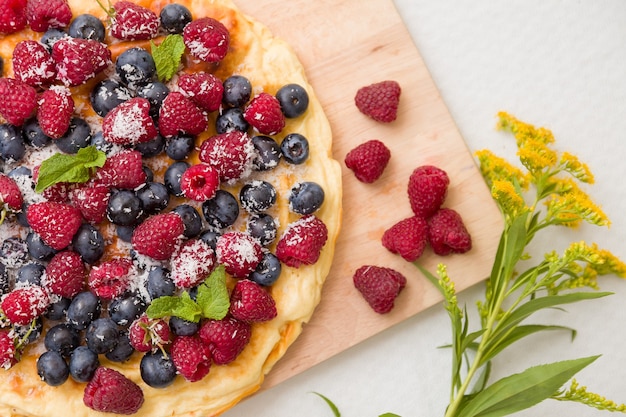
[224,1,626,416]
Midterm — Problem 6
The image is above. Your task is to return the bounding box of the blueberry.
[68,14,105,42]
[143,164,154,182]
[159,3,192,34]
[202,189,239,229]
[67,291,101,330]
[37,351,69,386]
[90,131,115,154]
[276,83,309,118]
[251,135,281,171]
[146,266,175,299]
[165,134,195,160]
[249,252,282,286]
[8,165,31,178]
[169,316,200,336]
[215,107,249,133]
[107,190,144,226]
[116,225,135,242]
[136,81,169,117]
[0,123,26,162]
[0,263,9,295]
[85,317,119,354]
[44,323,80,357]
[69,346,99,382]
[199,229,221,251]
[16,262,46,286]
[0,237,29,268]
[116,47,157,89]
[136,182,170,214]
[240,180,277,213]
[289,181,325,215]
[45,297,71,321]
[22,118,52,148]
[136,134,165,157]
[173,204,202,238]
[72,224,105,264]
[55,117,92,154]
[90,79,133,117]
[108,293,147,326]
[140,350,177,388]
[222,75,252,107]
[41,28,67,52]
[26,232,57,261]
[164,161,189,197]
[280,133,309,164]
[106,330,134,362]
[247,213,278,246]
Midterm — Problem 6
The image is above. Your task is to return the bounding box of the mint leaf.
[147,291,203,323]
[196,265,230,320]
[35,146,106,193]
[151,34,185,82]
[146,296,180,319]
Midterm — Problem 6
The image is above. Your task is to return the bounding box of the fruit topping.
[353,265,407,314]
[68,13,105,41]
[88,258,135,300]
[159,3,192,34]
[12,40,56,86]
[180,163,220,202]
[158,91,207,137]
[381,216,429,262]
[37,85,74,139]
[26,201,82,250]
[229,279,277,322]
[0,77,37,126]
[222,75,252,108]
[354,80,401,123]
[170,335,211,382]
[198,131,255,183]
[275,215,328,268]
[240,180,276,213]
[83,366,144,414]
[51,37,111,87]
[0,172,24,211]
[183,17,230,63]
[131,212,185,261]
[344,139,391,183]
[199,316,251,365]
[25,0,72,33]
[43,250,85,298]
[108,0,159,41]
[102,97,158,145]
[128,315,170,352]
[216,231,263,278]
[170,238,216,288]
[0,0,27,34]
[276,83,309,118]
[202,189,240,229]
[1,285,50,325]
[280,132,309,165]
[96,149,147,189]
[178,72,224,113]
[243,92,285,135]
[288,181,325,215]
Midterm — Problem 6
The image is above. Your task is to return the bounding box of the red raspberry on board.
[180,163,220,202]
[344,139,391,183]
[170,239,216,288]
[25,0,71,32]
[109,1,159,41]
[51,37,111,86]
[428,208,472,256]
[0,329,17,369]
[198,131,255,183]
[170,335,212,382]
[407,165,450,218]
[131,212,185,261]
[0,173,24,211]
[69,181,110,224]
[12,40,56,86]
[183,17,230,63]
[96,149,146,189]
[381,216,429,262]
[215,231,263,278]
[0,0,27,34]
[275,215,328,268]
[44,250,86,298]
[199,316,251,365]
[128,315,170,352]
[158,91,207,138]
[353,265,407,314]
[355,80,401,123]
[37,85,74,139]
[102,97,158,145]
[1,285,50,325]
[0,77,37,126]
[83,367,144,415]
[243,92,285,135]
[26,201,82,250]
[88,258,135,300]
[178,72,224,113]
[229,279,277,323]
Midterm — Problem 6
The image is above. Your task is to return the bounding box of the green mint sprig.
[35,146,106,193]
[151,34,185,82]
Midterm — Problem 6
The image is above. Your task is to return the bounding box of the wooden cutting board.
[233,0,504,388]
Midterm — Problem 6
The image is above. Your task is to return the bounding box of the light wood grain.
[233,0,504,388]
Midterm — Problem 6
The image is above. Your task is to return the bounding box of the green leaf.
[146,296,180,319]
[196,265,230,320]
[151,34,185,82]
[312,392,341,417]
[35,146,106,192]
[146,291,202,323]
[379,414,402,417]
[457,355,600,417]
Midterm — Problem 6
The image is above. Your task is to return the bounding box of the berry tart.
[0,0,342,415]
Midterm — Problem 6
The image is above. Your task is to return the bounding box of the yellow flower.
[517,138,558,173]
[497,111,555,146]
[560,152,595,184]
[475,149,529,189]
[546,181,609,227]
[589,244,626,277]
[491,180,527,219]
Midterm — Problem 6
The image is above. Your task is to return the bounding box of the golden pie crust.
[0,0,342,415]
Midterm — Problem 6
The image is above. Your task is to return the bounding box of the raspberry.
[69,181,110,224]
[229,279,277,322]
[95,149,147,189]
[198,131,255,183]
[353,265,407,314]
[44,250,86,298]
[83,367,144,415]
[0,173,24,211]
[344,139,391,183]
[0,329,17,369]
[0,0,27,34]
[216,232,263,278]
[158,91,207,138]
[407,165,450,218]
[128,315,170,353]
[178,72,224,113]
[88,258,135,300]
[199,316,251,365]
[12,40,56,86]
[170,239,216,288]
[183,17,230,63]
[37,85,74,139]
[354,80,401,123]
[102,97,158,145]
[170,335,212,382]
[51,37,111,87]
[180,163,220,202]
[109,1,159,41]
[0,77,37,126]
[428,208,472,255]
[243,92,285,135]
[26,201,82,250]
[275,215,328,268]
[381,216,429,262]
[131,212,185,261]
[0,285,50,325]
[25,0,72,32]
